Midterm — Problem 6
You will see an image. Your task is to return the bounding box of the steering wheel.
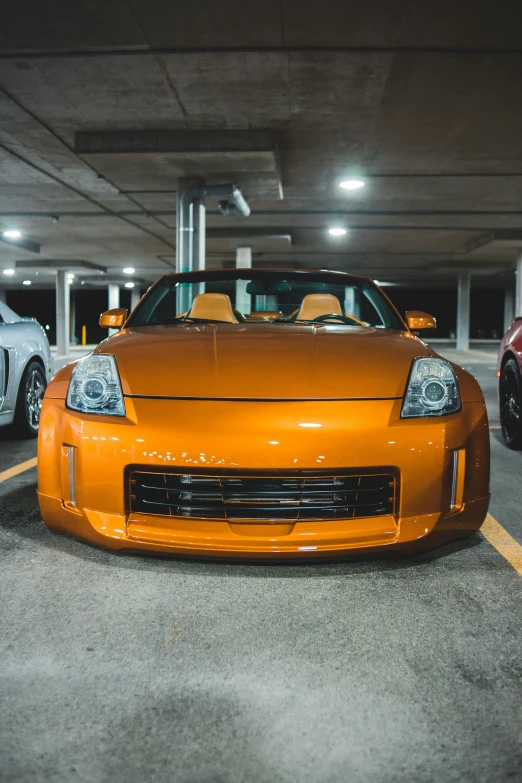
[310,313,366,326]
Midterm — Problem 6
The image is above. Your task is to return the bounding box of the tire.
[13,360,47,439]
[499,357,522,449]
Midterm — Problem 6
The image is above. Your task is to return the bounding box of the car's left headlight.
[401,357,461,418]
[67,354,125,416]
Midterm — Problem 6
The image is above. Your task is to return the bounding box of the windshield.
[128,270,404,329]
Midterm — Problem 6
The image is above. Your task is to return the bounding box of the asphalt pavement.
[0,347,520,783]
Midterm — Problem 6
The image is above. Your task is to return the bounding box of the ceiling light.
[22,280,32,286]
[328,227,347,236]
[2,229,22,239]
[125,281,135,289]
[67,273,75,279]
[123,267,135,275]
[3,268,15,276]
[339,179,365,190]
[68,278,73,285]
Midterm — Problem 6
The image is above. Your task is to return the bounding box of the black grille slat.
[130,471,395,521]
[139,482,391,496]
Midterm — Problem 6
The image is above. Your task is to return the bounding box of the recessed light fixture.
[3,268,15,276]
[125,281,135,289]
[22,279,32,286]
[123,267,135,275]
[339,179,365,190]
[328,227,347,236]
[2,229,22,239]
[67,273,75,279]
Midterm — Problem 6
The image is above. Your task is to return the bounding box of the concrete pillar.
[516,250,522,317]
[235,246,252,315]
[0,289,6,303]
[56,271,70,356]
[456,272,471,351]
[108,283,120,310]
[108,284,120,336]
[130,287,140,311]
[70,289,76,345]
[504,284,515,333]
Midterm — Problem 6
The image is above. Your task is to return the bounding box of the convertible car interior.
[180,291,369,326]
[177,291,369,326]
[129,270,398,330]
[182,294,352,326]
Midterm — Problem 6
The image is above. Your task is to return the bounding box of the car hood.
[98,324,430,400]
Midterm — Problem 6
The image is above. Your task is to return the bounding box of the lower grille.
[129,471,396,521]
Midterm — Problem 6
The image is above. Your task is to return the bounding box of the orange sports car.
[38,269,490,558]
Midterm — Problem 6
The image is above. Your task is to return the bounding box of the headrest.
[187,293,238,324]
[295,294,343,321]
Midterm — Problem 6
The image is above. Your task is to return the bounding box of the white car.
[0,301,52,437]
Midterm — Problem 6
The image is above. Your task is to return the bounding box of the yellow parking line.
[467,349,499,359]
[482,513,522,577]
[0,457,37,484]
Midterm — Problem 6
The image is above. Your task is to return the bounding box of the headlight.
[67,354,125,416]
[401,357,461,418]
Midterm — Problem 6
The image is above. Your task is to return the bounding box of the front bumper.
[37,397,490,558]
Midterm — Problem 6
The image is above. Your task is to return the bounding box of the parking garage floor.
[0,348,520,783]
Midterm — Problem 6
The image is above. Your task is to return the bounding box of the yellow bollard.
[81,325,87,346]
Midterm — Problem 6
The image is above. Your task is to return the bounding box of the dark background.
[6,289,133,345]
[5,287,504,343]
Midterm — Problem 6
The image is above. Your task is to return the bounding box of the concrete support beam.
[108,283,120,335]
[108,283,120,310]
[504,284,515,333]
[70,289,76,345]
[0,289,6,303]
[130,287,141,311]
[75,129,276,155]
[456,272,471,352]
[516,250,522,318]
[56,271,70,356]
[235,246,252,315]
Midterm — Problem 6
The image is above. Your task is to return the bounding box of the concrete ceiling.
[1,1,522,289]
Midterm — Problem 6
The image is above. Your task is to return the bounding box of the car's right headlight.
[66,354,125,416]
[401,357,461,418]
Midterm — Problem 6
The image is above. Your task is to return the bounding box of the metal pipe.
[230,186,251,217]
[205,184,251,217]
[176,181,250,311]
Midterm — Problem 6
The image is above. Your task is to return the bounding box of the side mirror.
[405,310,437,331]
[99,308,127,329]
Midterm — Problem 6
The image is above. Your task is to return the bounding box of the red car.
[498,317,522,448]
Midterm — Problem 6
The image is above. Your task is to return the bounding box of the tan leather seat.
[296,293,343,321]
[187,293,239,323]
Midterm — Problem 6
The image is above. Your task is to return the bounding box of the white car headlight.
[401,357,461,418]
[67,354,125,416]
